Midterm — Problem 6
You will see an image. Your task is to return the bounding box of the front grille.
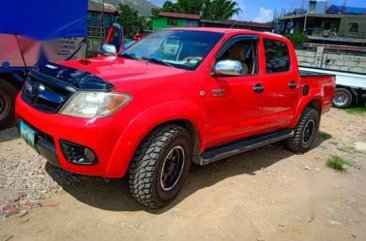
[22,71,77,113]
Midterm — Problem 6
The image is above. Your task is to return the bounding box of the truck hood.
[59,56,188,86]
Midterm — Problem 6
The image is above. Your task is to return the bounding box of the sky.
[150,0,366,22]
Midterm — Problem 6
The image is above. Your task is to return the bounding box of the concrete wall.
[296,49,366,73]
[338,15,366,39]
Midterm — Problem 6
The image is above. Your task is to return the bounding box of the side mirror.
[100,44,117,56]
[214,60,243,76]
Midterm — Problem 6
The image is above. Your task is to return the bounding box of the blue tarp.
[327,4,366,15]
[0,0,88,40]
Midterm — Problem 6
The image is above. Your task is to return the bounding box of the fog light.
[60,140,98,165]
[84,148,96,163]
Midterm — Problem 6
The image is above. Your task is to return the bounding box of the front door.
[204,36,264,148]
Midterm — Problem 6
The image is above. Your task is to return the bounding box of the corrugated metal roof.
[159,12,201,20]
[88,7,119,14]
[200,19,272,28]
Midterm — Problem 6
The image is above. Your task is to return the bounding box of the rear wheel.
[333,88,353,109]
[0,81,17,131]
[286,107,320,154]
[129,125,192,209]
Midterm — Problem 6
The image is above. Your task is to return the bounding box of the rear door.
[204,36,265,148]
[260,38,300,131]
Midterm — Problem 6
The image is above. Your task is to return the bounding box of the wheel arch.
[336,85,357,97]
[149,119,201,156]
[290,96,323,128]
[0,73,23,90]
[306,98,322,115]
[105,102,205,178]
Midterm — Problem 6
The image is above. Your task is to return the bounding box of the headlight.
[59,91,131,118]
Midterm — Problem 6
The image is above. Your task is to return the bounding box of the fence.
[296,48,366,73]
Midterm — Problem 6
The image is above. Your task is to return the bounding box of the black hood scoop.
[35,62,115,91]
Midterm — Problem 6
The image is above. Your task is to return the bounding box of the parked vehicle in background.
[0,0,89,130]
[300,67,366,108]
[16,28,335,208]
[0,0,123,130]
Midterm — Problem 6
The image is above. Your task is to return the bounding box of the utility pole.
[100,0,105,47]
[272,9,277,31]
[342,0,347,14]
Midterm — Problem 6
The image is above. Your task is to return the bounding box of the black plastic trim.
[299,66,366,76]
[299,70,335,78]
[195,129,294,165]
[60,139,99,165]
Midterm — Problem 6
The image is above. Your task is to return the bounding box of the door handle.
[288,81,297,89]
[253,83,264,93]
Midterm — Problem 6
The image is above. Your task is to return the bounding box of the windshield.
[120,30,224,70]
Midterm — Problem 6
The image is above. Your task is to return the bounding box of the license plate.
[20,121,35,146]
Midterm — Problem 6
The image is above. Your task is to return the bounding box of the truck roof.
[167,27,284,39]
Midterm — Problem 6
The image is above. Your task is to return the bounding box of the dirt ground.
[0,108,365,241]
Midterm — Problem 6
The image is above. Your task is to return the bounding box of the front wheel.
[129,125,192,209]
[286,107,320,154]
[0,81,17,131]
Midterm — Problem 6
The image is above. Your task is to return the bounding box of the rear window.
[264,39,290,73]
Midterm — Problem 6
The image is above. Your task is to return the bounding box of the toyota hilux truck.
[15,28,335,208]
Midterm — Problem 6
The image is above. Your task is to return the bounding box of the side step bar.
[195,129,294,166]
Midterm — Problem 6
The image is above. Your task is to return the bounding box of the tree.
[162,1,177,12]
[151,8,160,17]
[155,0,242,20]
[285,32,309,47]
[117,4,151,38]
[174,0,204,14]
[202,0,241,20]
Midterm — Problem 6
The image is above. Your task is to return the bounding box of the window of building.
[87,26,105,37]
[324,22,331,30]
[167,18,177,26]
[263,39,290,73]
[348,23,359,33]
[217,39,258,75]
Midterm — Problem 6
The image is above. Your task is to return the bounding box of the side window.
[167,18,177,26]
[348,23,359,33]
[264,39,290,73]
[218,39,258,75]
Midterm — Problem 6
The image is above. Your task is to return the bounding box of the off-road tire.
[285,107,320,154]
[129,125,192,209]
[333,88,353,109]
[0,80,17,131]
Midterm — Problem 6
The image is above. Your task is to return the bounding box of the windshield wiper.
[141,56,174,68]
[120,52,139,60]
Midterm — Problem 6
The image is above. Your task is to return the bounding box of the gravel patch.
[0,128,92,220]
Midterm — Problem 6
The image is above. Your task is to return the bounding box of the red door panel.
[204,75,263,148]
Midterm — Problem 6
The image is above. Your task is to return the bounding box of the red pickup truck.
[16,28,335,208]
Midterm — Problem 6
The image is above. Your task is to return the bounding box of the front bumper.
[17,120,60,167]
[16,94,126,178]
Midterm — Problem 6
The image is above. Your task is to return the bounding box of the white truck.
[300,67,366,108]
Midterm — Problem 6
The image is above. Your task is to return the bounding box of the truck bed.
[300,66,366,90]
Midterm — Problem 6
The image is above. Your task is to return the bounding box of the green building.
[152,12,200,31]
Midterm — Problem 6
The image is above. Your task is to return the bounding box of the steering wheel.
[183,56,202,63]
